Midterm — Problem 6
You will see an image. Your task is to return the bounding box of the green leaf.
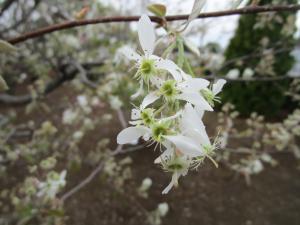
[0,39,17,53]
[177,38,185,68]
[187,0,206,25]
[0,75,8,91]
[147,4,166,17]
[184,57,195,77]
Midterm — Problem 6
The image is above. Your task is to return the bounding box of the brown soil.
[64,147,300,225]
[2,84,300,225]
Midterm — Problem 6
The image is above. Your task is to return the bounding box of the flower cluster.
[116,15,226,194]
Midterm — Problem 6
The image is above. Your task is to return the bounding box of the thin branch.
[0,0,41,33]
[7,5,300,45]
[60,109,142,202]
[0,0,18,16]
[206,75,299,82]
[71,59,98,89]
[0,61,103,105]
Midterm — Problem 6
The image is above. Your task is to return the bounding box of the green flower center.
[136,59,156,85]
[160,80,178,101]
[201,89,215,106]
[141,59,155,75]
[167,162,184,171]
[141,109,155,126]
[164,156,189,172]
[203,144,214,155]
[152,123,169,142]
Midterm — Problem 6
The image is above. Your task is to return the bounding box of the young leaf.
[0,40,17,53]
[178,0,206,32]
[187,0,206,24]
[177,38,185,68]
[74,6,90,20]
[0,75,8,91]
[147,4,166,17]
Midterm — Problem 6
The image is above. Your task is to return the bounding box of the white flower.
[62,109,78,125]
[157,202,169,217]
[243,68,254,79]
[200,79,226,106]
[163,103,210,158]
[129,92,159,126]
[143,77,213,111]
[161,154,191,194]
[117,116,180,145]
[140,177,153,191]
[226,69,240,79]
[109,95,123,110]
[37,170,67,199]
[73,131,84,140]
[119,15,183,95]
[77,95,88,107]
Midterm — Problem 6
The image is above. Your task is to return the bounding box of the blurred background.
[0,0,299,225]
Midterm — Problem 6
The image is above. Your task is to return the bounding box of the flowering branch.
[7,4,300,45]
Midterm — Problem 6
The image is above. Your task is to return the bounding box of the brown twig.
[7,5,300,45]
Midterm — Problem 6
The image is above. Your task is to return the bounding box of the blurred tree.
[222,0,297,116]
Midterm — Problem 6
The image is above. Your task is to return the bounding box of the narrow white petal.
[117,127,149,144]
[162,172,179,194]
[118,46,141,62]
[178,78,209,92]
[141,92,159,109]
[129,120,140,125]
[165,135,204,157]
[131,108,141,120]
[180,103,205,133]
[177,92,213,111]
[138,15,155,56]
[212,79,226,95]
[155,59,183,81]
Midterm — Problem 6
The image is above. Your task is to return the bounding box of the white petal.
[117,126,149,144]
[155,59,183,81]
[140,92,159,109]
[181,71,192,80]
[212,79,226,95]
[195,105,205,119]
[138,14,155,56]
[165,135,204,157]
[177,92,213,111]
[129,120,140,125]
[180,103,205,133]
[178,78,209,92]
[150,76,164,89]
[162,172,179,194]
[131,108,141,120]
[118,46,141,62]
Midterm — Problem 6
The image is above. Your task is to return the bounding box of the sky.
[100,0,300,49]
